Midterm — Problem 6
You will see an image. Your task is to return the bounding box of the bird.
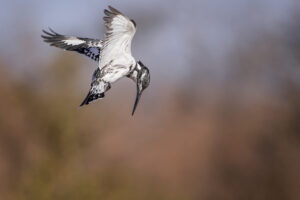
[41,6,150,115]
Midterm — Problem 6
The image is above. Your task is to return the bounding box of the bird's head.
[132,61,150,115]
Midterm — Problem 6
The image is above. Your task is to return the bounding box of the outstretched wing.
[42,29,102,62]
[100,6,137,68]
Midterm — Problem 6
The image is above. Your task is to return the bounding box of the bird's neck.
[127,62,142,82]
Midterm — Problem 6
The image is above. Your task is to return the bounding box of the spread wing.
[42,29,102,62]
[100,6,137,68]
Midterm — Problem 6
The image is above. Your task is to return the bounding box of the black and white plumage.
[42,28,102,62]
[42,6,150,115]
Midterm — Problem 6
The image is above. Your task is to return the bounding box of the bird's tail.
[80,80,111,107]
[80,91,104,106]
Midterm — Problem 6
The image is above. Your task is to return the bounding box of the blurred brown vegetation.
[1,4,300,200]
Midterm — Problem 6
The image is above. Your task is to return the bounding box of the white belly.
[101,66,130,83]
[100,54,136,83]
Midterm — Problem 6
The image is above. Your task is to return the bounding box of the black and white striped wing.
[42,29,102,62]
[100,6,137,67]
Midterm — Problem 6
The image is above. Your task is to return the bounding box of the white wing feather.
[100,6,136,68]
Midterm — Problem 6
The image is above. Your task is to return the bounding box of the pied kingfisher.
[42,6,150,115]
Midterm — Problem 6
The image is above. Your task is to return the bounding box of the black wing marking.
[41,28,102,62]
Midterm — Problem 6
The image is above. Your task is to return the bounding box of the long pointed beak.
[132,84,142,116]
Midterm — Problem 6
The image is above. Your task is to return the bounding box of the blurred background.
[0,0,300,199]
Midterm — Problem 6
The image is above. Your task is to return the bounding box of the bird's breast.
[101,65,131,83]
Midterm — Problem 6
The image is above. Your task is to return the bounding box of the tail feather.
[80,91,104,106]
[80,76,111,107]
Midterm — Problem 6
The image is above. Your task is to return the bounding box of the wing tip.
[108,5,122,15]
[104,5,123,18]
[104,9,112,17]
[41,28,60,39]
